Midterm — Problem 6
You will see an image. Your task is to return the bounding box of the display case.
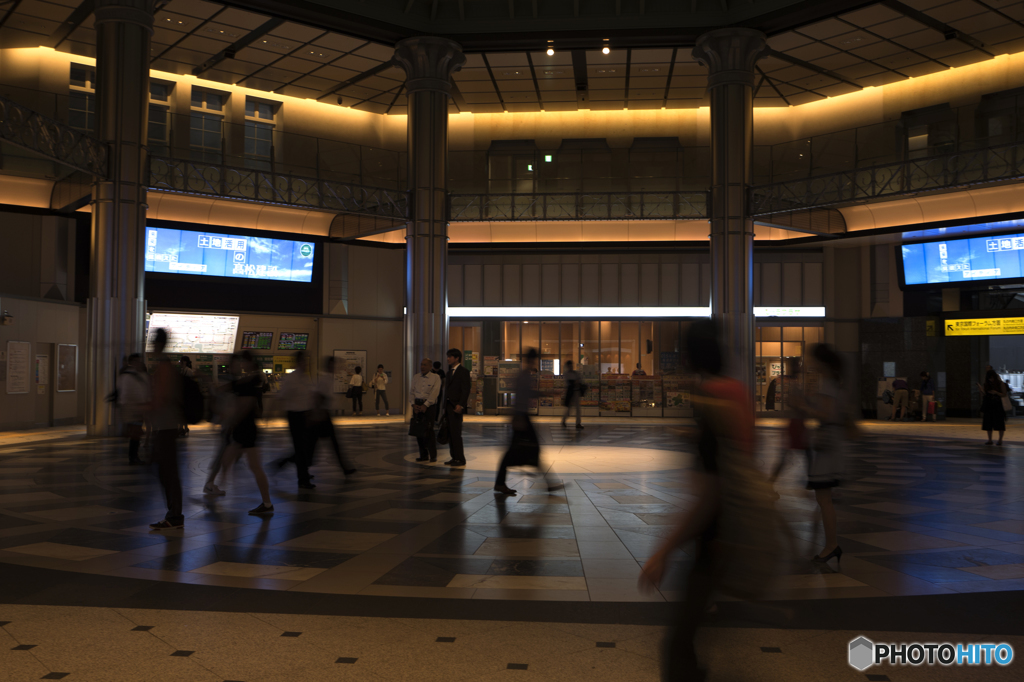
[538,374,567,416]
[662,374,695,417]
[600,373,632,415]
[631,375,663,417]
[578,364,601,415]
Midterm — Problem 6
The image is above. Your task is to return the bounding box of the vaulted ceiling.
[2,0,1023,114]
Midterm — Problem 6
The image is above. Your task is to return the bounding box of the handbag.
[1003,395,1013,413]
[408,414,429,438]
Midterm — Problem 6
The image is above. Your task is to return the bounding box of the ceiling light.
[602,47,610,55]
[547,48,554,56]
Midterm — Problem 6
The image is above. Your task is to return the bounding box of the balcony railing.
[749,140,1024,218]
[148,156,409,220]
[0,94,108,178]
[449,191,708,221]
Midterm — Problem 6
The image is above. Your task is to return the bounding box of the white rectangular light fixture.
[754,307,825,317]
[447,306,825,318]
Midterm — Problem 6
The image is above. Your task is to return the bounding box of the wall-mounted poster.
[57,344,77,392]
[6,341,30,394]
[35,355,49,386]
[333,350,366,394]
[146,313,239,354]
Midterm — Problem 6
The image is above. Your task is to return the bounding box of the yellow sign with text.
[945,317,1024,336]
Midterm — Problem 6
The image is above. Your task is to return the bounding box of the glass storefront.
[450,318,825,417]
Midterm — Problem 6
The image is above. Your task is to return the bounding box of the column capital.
[94,0,155,33]
[692,28,768,89]
[393,36,466,95]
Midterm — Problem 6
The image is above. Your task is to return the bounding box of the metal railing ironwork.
[148,156,409,220]
[0,94,108,178]
[449,191,708,222]
[749,140,1024,218]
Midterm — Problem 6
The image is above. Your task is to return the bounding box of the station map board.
[146,313,240,353]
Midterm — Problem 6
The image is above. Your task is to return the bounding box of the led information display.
[902,232,1024,285]
[146,313,239,354]
[144,226,315,282]
[277,333,309,350]
[240,331,274,350]
[945,317,1024,336]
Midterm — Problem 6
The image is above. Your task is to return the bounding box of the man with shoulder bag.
[443,349,471,467]
[410,357,441,462]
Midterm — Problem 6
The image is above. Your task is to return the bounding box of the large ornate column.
[86,0,153,436]
[393,37,466,411]
[693,29,768,393]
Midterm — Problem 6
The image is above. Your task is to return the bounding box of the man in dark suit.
[443,348,471,467]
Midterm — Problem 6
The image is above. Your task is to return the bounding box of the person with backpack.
[148,329,186,531]
[219,351,274,515]
[561,360,585,429]
[117,353,150,465]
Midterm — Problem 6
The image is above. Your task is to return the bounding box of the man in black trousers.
[443,348,472,467]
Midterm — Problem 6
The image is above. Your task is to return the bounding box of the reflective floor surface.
[1,420,1022,680]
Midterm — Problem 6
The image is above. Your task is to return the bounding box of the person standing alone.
[561,360,584,429]
[443,349,471,467]
[372,364,390,416]
[349,366,364,416]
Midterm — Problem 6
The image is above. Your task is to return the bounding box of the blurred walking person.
[561,360,584,429]
[308,357,357,475]
[178,356,194,436]
[443,349,471,467]
[117,353,150,465]
[805,343,853,564]
[410,358,441,462]
[148,329,186,531]
[493,349,563,495]
[372,364,390,416]
[220,352,274,515]
[640,320,777,681]
[275,351,316,489]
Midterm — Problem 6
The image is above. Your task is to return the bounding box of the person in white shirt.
[410,357,441,462]
[348,366,364,416]
[307,356,357,476]
[372,364,390,416]
[274,351,316,489]
[117,353,150,465]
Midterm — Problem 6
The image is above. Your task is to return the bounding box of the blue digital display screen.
[144,227,315,282]
[901,232,1024,286]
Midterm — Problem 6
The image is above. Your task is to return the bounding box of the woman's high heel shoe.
[812,546,843,565]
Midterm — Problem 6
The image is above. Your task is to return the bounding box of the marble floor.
[1,419,1022,680]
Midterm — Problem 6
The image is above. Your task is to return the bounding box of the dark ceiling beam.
[151,6,228,64]
[766,48,862,90]
[661,47,677,108]
[192,17,285,77]
[882,0,992,55]
[237,29,329,88]
[449,80,467,110]
[525,52,543,110]
[570,49,588,109]
[48,0,94,48]
[756,66,790,105]
[0,0,25,32]
[317,59,395,101]
[216,0,875,52]
[481,53,507,112]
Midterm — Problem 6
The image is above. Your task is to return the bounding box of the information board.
[945,317,1024,336]
[144,226,315,282]
[901,232,1024,285]
[240,331,274,350]
[278,332,309,350]
[146,313,239,354]
[6,341,30,394]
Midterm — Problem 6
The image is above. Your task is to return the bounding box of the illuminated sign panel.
[144,226,315,282]
[901,232,1024,285]
[145,313,239,353]
[945,317,1024,336]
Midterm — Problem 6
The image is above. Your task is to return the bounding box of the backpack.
[882,389,893,405]
[181,375,205,424]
